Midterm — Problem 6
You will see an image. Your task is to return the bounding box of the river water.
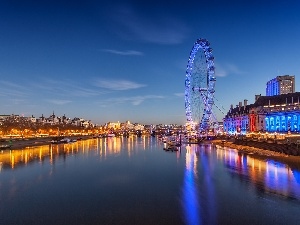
[0,136,299,225]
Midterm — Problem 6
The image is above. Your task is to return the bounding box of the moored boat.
[60,138,71,143]
[163,142,179,151]
[0,144,11,150]
[50,139,60,144]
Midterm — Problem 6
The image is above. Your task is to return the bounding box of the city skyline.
[1,0,300,125]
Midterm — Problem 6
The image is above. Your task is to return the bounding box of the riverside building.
[223,92,300,135]
[224,75,299,135]
[266,75,295,96]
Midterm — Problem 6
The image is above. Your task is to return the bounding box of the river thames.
[0,136,300,225]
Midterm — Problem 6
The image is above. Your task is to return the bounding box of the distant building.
[106,121,121,129]
[0,114,11,125]
[266,75,295,96]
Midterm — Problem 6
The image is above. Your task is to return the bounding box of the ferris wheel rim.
[185,38,216,130]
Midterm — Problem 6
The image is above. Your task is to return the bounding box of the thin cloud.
[215,63,245,77]
[174,92,184,97]
[0,80,27,89]
[0,80,30,97]
[95,78,146,91]
[112,5,188,44]
[99,95,164,106]
[31,78,107,97]
[47,99,72,105]
[1,78,108,103]
[102,49,143,56]
[7,98,27,105]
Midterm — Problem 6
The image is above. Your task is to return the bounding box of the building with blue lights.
[223,92,300,135]
[266,75,295,96]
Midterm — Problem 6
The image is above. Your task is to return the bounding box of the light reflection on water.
[182,145,201,225]
[0,136,155,170]
[180,143,300,225]
[1,138,300,224]
[2,140,300,201]
[182,144,218,225]
[1,140,300,201]
[216,145,300,200]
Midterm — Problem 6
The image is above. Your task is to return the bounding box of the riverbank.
[0,135,93,150]
[213,139,300,169]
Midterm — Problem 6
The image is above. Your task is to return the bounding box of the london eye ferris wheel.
[185,38,217,132]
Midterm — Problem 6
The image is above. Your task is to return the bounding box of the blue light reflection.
[216,146,300,200]
[182,145,201,225]
[182,145,217,225]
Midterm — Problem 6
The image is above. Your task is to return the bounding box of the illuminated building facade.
[265,113,300,132]
[262,93,300,132]
[223,100,251,135]
[224,92,300,134]
[266,75,295,96]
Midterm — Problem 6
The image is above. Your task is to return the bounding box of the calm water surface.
[0,136,300,225]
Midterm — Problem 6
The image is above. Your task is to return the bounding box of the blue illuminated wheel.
[185,38,216,132]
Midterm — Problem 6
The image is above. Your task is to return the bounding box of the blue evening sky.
[0,0,299,125]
